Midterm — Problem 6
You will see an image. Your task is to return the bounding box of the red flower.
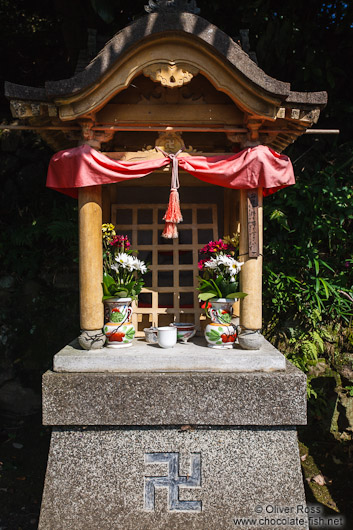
[110,234,131,249]
[199,239,231,256]
[198,259,207,270]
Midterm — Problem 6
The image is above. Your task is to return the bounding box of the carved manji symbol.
[144,452,202,512]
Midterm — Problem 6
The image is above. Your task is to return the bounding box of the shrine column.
[78,185,105,349]
[239,187,263,330]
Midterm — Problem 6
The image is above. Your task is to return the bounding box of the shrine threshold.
[5,6,327,529]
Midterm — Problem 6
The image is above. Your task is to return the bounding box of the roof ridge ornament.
[144,0,200,14]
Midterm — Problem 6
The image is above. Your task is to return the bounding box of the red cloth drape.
[46,144,295,198]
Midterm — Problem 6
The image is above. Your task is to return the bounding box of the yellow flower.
[223,233,239,251]
[102,223,116,240]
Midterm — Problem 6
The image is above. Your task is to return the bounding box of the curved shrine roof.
[5,12,327,107]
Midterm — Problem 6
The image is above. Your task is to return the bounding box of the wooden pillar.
[239,188,263,330]
[78,186,104,332]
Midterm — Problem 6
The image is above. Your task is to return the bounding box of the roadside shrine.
[6,3,327,528]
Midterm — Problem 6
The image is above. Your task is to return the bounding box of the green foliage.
[263,141,353,397]
[264,141,353,325]
[102,272,144,301]
[197,275,247,301]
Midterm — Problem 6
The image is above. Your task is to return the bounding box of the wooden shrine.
[5,9,327,343]
[5,4,330,529]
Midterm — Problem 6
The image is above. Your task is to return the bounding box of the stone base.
[53,336,286,373]
[41,346,307,529]
[39,426,308,530]
[42,363,306,426]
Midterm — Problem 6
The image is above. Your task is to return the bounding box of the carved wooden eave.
[5,12,327,153]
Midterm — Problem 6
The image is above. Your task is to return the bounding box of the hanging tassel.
[156,146,184,239]
[163,188,183,224]
[161,221,178,239]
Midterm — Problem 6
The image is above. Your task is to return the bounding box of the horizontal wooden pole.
[0,124,340,134]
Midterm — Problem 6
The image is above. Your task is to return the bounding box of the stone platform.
[53,336,286,373]
[39,340,308,530]
[42,361,306,426]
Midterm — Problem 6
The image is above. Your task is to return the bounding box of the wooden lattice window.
[111,203,218,336]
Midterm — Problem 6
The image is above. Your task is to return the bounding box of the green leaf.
[319,278,329,299]
[315,278,320,293]
[226,292,248,299]
[210,279,222,298]
[198,292,216,301]
[313,259,320,276]
[319,259,335,273]
[197,278,216,291]
[116,290,128,297]
[102,273,116,296]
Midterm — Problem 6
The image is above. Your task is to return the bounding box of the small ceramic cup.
[169,322,196,343]
[157,326,177,348]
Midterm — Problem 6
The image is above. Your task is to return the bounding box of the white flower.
[215,254,232,267]
[114,253,130,268]
[227,259,244,276]
[125,255,137,271]
[110,263,119,273]
[135,259,147,274]
[204,258,218,270]
[113,253,147,274]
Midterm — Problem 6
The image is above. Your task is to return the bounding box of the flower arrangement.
[197,234,247,302]
[102,224,148,300]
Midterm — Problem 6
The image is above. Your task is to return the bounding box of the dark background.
[0,1,352,528]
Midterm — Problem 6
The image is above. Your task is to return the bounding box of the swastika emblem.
[144,452,202,512]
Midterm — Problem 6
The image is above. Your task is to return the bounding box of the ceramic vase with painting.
[204,299,237,349]
[103,297,135,348]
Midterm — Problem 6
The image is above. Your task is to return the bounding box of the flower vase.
[103,297,135,348]
[204,298,237,349]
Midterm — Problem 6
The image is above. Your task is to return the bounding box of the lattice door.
[111,203,218,336]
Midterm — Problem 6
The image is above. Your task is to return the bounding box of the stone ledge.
[42,361,306,426]
[53,336,286,373]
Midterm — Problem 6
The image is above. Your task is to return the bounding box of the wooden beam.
[239,188,263,330]
[96,103,244,126]
[0,124,340,134]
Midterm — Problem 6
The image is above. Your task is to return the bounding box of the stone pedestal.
[39,341,308,530]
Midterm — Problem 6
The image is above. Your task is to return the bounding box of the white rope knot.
[155,147,183,190]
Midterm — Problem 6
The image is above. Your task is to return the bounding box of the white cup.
[157,326,177,348]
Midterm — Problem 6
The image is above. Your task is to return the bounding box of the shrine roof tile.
[5,12,326,107]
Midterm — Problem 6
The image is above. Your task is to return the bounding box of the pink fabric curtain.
[46,143,295,198]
